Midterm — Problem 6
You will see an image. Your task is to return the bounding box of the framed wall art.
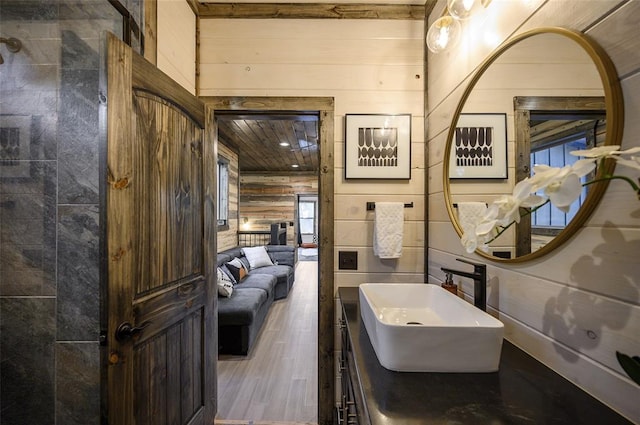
[449,113,508,179]
[344,113,411,179]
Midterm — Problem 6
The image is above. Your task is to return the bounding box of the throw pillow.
[217,267,234,297]
[227,257,248,282]
[242,246,274,269]
[228,257,245,270]
[239,256,251,272]
[220,264,237,285]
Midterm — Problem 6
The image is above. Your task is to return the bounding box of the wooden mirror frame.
[443,27,624,263]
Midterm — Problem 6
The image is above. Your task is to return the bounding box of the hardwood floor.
[216,261,318,423]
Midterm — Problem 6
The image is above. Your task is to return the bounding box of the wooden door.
[104,34,217,425]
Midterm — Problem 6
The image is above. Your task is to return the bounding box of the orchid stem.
[486,199,551,244]
[583,175,640,192]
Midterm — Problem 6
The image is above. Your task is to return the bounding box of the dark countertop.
[339,287,633,425]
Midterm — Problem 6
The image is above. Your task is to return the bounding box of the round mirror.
[444,27,624,263]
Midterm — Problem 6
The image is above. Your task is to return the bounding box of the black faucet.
[441,258,487,311]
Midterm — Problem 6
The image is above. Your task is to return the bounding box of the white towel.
[456,202,488,232]
[373,202,404,259]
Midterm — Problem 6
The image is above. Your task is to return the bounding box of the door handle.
[115,321,150,342]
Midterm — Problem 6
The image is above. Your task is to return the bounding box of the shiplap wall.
[199,17,425,281]
[427,1,640,422]
[240,174,318,246]
[199,17,425,404]
[156,0,196,94]
[217,142,240,251]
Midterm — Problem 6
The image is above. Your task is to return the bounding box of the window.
[299,201,316,236]
[217,159,229,229]
[530,137,589,231]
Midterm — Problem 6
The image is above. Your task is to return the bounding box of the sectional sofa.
[216,245,296,355]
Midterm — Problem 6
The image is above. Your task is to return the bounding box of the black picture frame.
[449,113,508,179]
[344,114,411,180]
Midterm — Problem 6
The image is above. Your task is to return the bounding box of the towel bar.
[452,202,488,208]
[366,201,413,211]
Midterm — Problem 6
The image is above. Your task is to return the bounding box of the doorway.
[201,96,335,425]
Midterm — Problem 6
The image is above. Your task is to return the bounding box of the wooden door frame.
[200,96,335,425]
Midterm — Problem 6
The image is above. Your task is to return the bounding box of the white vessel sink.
[359,283,504,372]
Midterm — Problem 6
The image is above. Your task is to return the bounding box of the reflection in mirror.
[514,96,605,256]
[444,28,623,263]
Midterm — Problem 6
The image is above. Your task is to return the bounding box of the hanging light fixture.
[447,0,480,20]
[426,15,462,54]
[426,0,493,54]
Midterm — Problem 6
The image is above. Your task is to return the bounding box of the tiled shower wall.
[0,1,138,424]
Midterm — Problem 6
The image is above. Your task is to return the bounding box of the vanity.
[338,286,632,425]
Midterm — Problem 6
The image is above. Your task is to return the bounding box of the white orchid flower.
[570,145,640,164]
[459,204,501,253]
[616,147,640,156]
[615,156,640,171]
[459,143,640,254]
[544,172,582,212]
[529,165,563,192]
[476,215,499,236]
[461,222,493,253]
[570,145,621,158]
[490,179,546,225]
[570,158,598,177]
[461,229,480,253]
[530,162,593,213]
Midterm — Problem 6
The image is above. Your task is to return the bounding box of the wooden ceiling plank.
[225,120,267,172]
[274,121,304,171]
[217,126,240,153]
[303,120,320,162]
[283,120,308,169]
[235,120,275,171]
[215,107,321,173]
[293,120,318,169]
[197,3,426,20]
[250,120,296,171]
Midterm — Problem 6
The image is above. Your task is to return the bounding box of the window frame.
[299,200,317,236]
[217,157,230,230]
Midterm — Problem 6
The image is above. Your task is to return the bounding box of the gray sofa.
[217,245,296,355]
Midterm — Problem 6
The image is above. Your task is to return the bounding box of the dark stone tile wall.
[55,343,100,425]
[0,6,62,422]
[0,298,55,425]
[58,30,100,205]
[0,161,57,296]
[0,1,129,424]
[57,205,100,341]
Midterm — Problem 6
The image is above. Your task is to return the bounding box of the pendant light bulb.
[426,16,461,54]
[447,0,479,20]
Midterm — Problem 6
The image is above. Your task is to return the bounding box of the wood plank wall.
[217,142,240,251]
[240,174,318,246]
[199,17,425,411]
[426,1,640,422]
[156,0,197,94]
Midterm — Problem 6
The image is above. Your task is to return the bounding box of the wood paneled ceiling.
[217,114,319,173]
